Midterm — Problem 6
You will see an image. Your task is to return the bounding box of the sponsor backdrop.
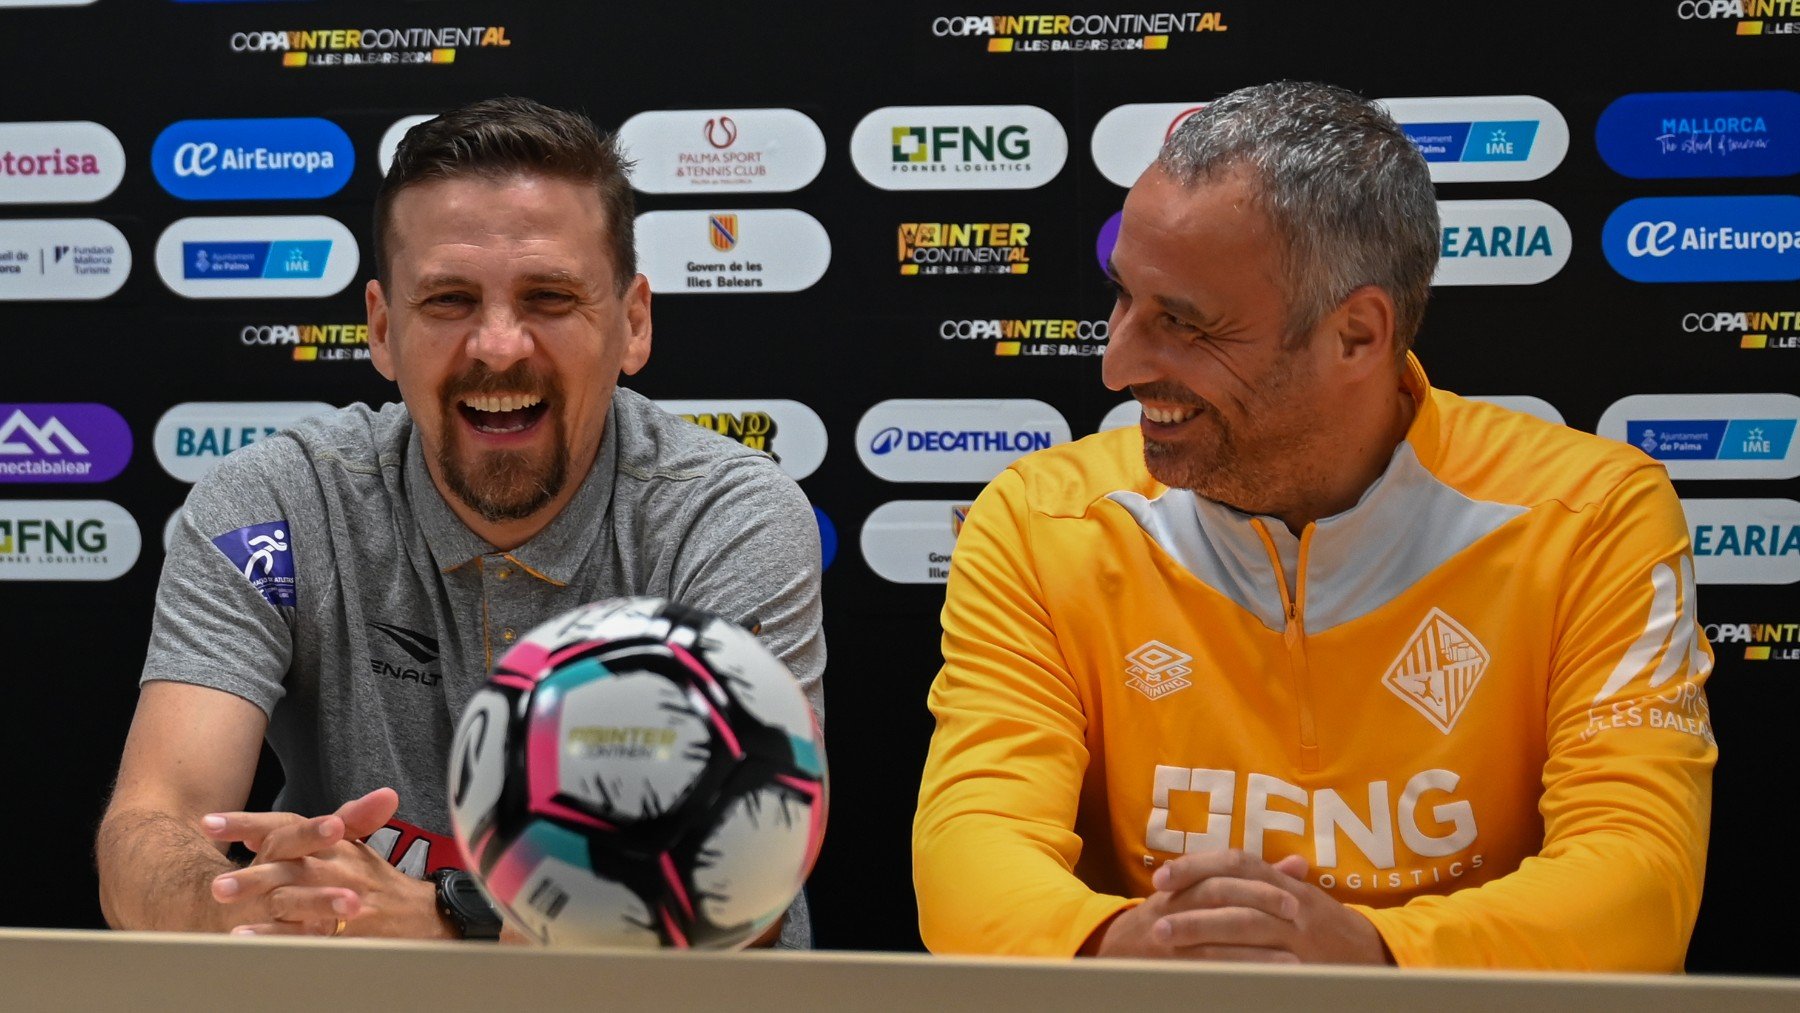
[1,1,1795,973]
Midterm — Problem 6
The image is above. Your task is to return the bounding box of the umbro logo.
[1384,608,1489,734]
[1125,640,1194,701]
[369,621,442,688]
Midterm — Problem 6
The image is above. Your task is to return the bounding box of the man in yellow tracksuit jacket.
[912,83,1714,970]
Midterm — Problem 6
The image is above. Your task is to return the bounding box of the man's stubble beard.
[438,423,569,523]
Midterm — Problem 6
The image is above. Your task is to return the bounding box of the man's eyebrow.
[517,270,586,287]
[413,273,478,291]
[1155,293,1221,327]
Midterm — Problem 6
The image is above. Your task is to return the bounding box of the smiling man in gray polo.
[96,98,823,946]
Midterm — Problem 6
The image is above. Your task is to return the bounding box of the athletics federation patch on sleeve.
[212,520,296,608]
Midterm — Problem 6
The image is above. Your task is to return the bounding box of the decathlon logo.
[1597,90,1800,179]
[855,400,1071,483]
[618,108,826,194]
[1432,200,1571,286]
[1384,609,1489,734]
[1383,95,1570,183]
[1125,640,1194,700]
[153,119,354,200]
[1598,393,1800,479]
[155,216,359,298]
[1684,498,1800,585]
[0,403,132,484]
[1604,196,1800,282]
[0,121,125,204]
[0,499,140,582]
[850,105,1068,191]
[152,401,334,483]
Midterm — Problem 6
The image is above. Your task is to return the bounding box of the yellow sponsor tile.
[900,264,919,276]
[987,37,1014,52]
[293,347,318,362]
[432,48,456,63]
[1746,646,1772,660]
[1738,20,1764,34]
[282,52,308,67]
[1144,35,1169,49]
[1742,333,1769,348]
[995,342,1021,356]
[1011,263,1030,274]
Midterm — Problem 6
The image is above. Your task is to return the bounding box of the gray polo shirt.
[144,386,824,945]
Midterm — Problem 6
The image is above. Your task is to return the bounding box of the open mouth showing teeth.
[1141,404,1201,424]
[457,393,548,434]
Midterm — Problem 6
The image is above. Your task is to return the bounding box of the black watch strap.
[433,868,503,940]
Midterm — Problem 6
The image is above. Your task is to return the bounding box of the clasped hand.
[1093,850,1391,965]
[203,787,445,939]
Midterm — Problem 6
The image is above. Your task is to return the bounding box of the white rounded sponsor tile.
[856,399,1071,483]
[1099,400,1141,433]
[850,105,1067,191]
[1598,393,1800,480]
[1463,395,1566,426]
[1682,498,1800,585]
[1090,102,1205,187]
[860,500,970,584]
[1432,199,1571,286]
[636,209,829,294]
[1379,96,1569,183]
[0,218,130,300]
[0,499,139,581]
[379,115,435,174]
[654,399,827,481]
[0,121,126,203]
[155,215,359,299]
[153,401,335,483]
[619,108,826,194]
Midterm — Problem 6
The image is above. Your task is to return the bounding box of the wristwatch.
[432,868,504,940]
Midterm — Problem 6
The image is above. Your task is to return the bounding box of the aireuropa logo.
[1683,498,1800,585]
[654,399,828,481]
[850,105,1067,190]
[1597,91,1800,179]
[1598,393,1800,479]
[1603,196,1800,282]
[619,109,827,194]
[153,401,333,483]
[940,317,1108,359]
[0,121,125,204]
[856,399,1070,482]
[151,118,354,200]
[0,499,140,582]
[1090,102,1204,187]
[378,115,435,174]
[860,500,969,584]
[1463,395,1567,426]
[155,216,358,298]
[0,218,130,301]
[1433,200,1572,286]
[1684,308,1800,349]
[1383,96,1569,184]
[0,403,131,483]
[636,209,829,294]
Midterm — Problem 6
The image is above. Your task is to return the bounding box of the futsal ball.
[446,596,827,949]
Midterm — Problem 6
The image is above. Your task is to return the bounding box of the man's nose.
[467,306,534,372]
[1101,300,1161,393]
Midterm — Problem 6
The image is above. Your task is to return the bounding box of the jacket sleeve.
[1359,463,1715,970]
[912,467,1138,956]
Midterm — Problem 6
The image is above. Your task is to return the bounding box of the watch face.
[440,870,503,939]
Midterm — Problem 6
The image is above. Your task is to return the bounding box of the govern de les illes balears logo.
[860,500,971,584]
[1598,392,1800,480]
[0,499,140,581]
[0,403,131,483]
[1603,195,1800,282]
[0,121,125,203]
[1597,90,1800,179]
[635,209,829,294]
[152,118,354,200]
[850,105,1067,190]
[155,215,359,298]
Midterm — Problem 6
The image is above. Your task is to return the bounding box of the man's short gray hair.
[1155,81,1439,351]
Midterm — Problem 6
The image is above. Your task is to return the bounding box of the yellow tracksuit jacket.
[913,357,1715,970]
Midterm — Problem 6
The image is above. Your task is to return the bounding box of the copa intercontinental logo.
[1706,618,1800,661]
[940,318,1108,359]
[1674,0,1800,35]
[228,24,512,68]
[899,222,1030,276]
[1683,308,1800,349]
[240,323,369,363]
[930,12,1228,52]
[1597,91,1800,179]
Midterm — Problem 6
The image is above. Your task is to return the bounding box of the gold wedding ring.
[331,918,347,937]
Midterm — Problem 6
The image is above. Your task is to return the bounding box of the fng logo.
[851,105,1067,190]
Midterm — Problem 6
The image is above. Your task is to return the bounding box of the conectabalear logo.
[0,403,132,483]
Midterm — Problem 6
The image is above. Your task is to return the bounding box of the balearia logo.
[1383,96,1570,183]
[1682,498,1800,585]
[856,399,1071,482]
[930,12,1228,53]
[0,499,140,581]
[0,121,125,203]
[1462,395,1567,426]
[1598,91,1800,179]
[1090,102,1205,187]
[153,401,334,483]
[241,322,371,363]
[654,399,828,481]
[229,25,512,68]
[1683,308,1800,349]
[1706,618,1800,660]
[899,221,1031,276]
[379,115,435,174]
[636,209,829,294]
[1674,0,1800,35]
[0,218,130,301]
[941,317,1109,358]
[152,118,355,200]
[859,500,970,584]
[850,105,1067,190]
[1598,393,1800,480]
[618,109,827,194]
[0,403,132,484]
[1604,195,1800,282]
[1433,200,1571,286]
[155,215,359,298]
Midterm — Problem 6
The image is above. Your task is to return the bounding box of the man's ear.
[620,273,653,376]
[1332,284,1397,378]
[367,279,396,382]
